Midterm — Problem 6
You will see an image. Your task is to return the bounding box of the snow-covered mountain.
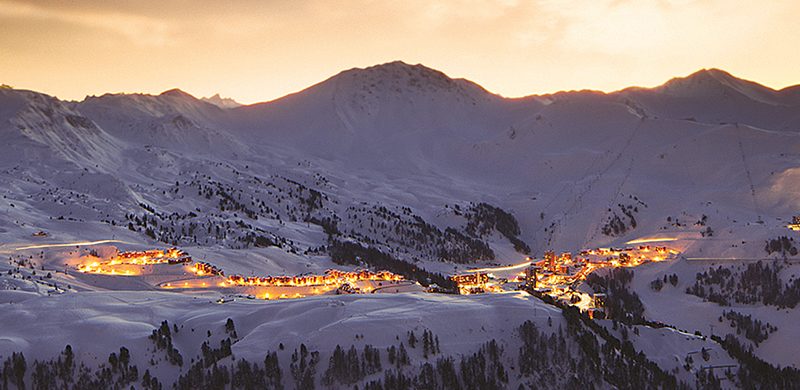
[2,60,799,277]
[202,93,242,109]
[1,62,799,388]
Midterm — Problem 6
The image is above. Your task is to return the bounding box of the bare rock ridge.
[201,93,242,109]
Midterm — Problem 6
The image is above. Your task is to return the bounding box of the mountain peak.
[349,61,453,83]
[694,67,732,76]
[364,60,437,73]
[655,68,785,105]
[201,93,242,109]
[160,88,196,99]
[662,68,738,91]
[685,68,738,84]
[331,61,494,102]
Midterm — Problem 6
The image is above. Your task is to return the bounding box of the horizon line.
[3,62,799,106]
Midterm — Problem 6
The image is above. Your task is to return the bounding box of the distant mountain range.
[1,61,798,263]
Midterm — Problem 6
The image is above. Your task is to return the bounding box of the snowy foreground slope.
[0,63,799,388]
[0,289,735,389]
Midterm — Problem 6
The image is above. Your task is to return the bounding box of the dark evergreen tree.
[290,344,319,390]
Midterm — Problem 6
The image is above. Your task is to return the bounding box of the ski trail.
[584,152,636,248]
[736,126,761,220]
[549,119,642,248]
[581,121,641,247]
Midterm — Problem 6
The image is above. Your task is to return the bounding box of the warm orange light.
[76,247,192,276]
[454,245,679,302]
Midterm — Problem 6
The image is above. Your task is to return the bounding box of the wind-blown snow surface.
[0,290,733,388]
[1,62,800,384]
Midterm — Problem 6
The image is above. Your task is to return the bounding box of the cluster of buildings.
[115,247,193,264]
[451,273,493,295]
[77,247,192,274]
[77,242,678,311]
[526,246,674,316]
[75,246,412,300]
[788,216,800,232]
[449,245,677,318]
[521,250,594,295]
[223,269,404,288]
[192,262,224,276]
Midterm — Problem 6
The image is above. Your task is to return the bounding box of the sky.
[1,0,798,104]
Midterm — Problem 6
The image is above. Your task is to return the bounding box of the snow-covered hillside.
[1,62,799,388]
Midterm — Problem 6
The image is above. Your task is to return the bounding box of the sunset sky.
[1,0,798,104]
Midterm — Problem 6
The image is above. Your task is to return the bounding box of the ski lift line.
[582,119,643,248]
[736,130,762,220]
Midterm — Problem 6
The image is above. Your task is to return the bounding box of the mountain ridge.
[35,62,796,109]
[201,93,242,109]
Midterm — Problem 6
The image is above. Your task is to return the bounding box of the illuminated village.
[451,245,679,318]
[72,247,421,300]
[70,244,678,310]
